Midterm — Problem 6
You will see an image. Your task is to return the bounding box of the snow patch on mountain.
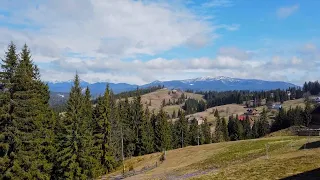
[182,76,241,83]
[57,94,65,98]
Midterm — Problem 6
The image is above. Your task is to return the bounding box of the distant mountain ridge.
[47,76,299,96]
[47,81,138,95]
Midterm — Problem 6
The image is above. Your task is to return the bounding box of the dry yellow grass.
[186,104,249,123]
[266,126,301,137]
[163,105,182,116]
[193,139,320,180]
[126,89,205,114]
[282,98,306,109]
[105,136,320,180]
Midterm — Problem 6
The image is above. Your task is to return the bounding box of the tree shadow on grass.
[280,168,320,180]
[299,141,320,150]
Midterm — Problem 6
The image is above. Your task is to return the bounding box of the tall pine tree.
[257,108,269,137]
[154,108,172,151]
[189,118,199,145]
[0,42,19,179]
[140,106,155,154]
[92,84,115,173]
[201,118,212,144]
[132,89,145,156]
[2,44,53,179]
[55,74,98,179]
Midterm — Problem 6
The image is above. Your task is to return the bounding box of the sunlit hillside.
[104,136,320,180]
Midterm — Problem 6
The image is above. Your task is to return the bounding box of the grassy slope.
[255,98,306,112]
[282,98,306,109]
[187,104,248,123]
[185,98,307,125]
[128,89,205,114]
[105,136,320,180]
[127,90,305,121]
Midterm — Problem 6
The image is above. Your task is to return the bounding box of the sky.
[0,0,320,85]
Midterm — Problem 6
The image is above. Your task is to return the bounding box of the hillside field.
[123,89,307,122]
[104,135,320,180]
[128,89,205,114]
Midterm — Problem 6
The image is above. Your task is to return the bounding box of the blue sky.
[0,0,319,85]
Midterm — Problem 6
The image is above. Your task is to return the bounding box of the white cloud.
[0,0,216,58]
[277,4,299,19]
[1,1,317,86]
[218,47,252,60]
[36,51,319,85]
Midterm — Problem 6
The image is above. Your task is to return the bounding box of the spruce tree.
[121,97,135,158]
[55,74,97,179]
[172,120,180,149]
[252,121,259,138]
[242,117,252,139]
[228,116,244,141]
[214,118,224,142]
[83,87,100,177]
[189,118,199,145]
[221,118,229,141]
[92,84,115,173]
[0,42,19,178]
[140,106,155,154]
[272,108,287,131]
[257,108,269,137]
[132,89,145,156]
[176,111,189,148]
[154,108,172,151]
[234,118,244,140]
[2,44,53,179]
[201,118,212,144]
[111,100,123,162]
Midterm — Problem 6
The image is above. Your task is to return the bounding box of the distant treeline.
[303,81,320,95]
[114,85,164,99]
[180,88,304,115]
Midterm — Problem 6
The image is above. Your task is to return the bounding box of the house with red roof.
[238,115,247,121]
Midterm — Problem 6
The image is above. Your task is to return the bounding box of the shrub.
[129,164,134,171]
[160,152,166,162]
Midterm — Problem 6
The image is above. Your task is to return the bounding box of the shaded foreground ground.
[103,136,320,180]
[281,168,320,180]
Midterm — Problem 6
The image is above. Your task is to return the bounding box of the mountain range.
[48,76,299,96]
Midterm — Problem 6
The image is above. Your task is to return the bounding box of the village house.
[238,115,247,121]
[245,108,258,115]
[313,97,320,104]
[243,99,266,107]
[187,116,204,125]
[268,103,282,110]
